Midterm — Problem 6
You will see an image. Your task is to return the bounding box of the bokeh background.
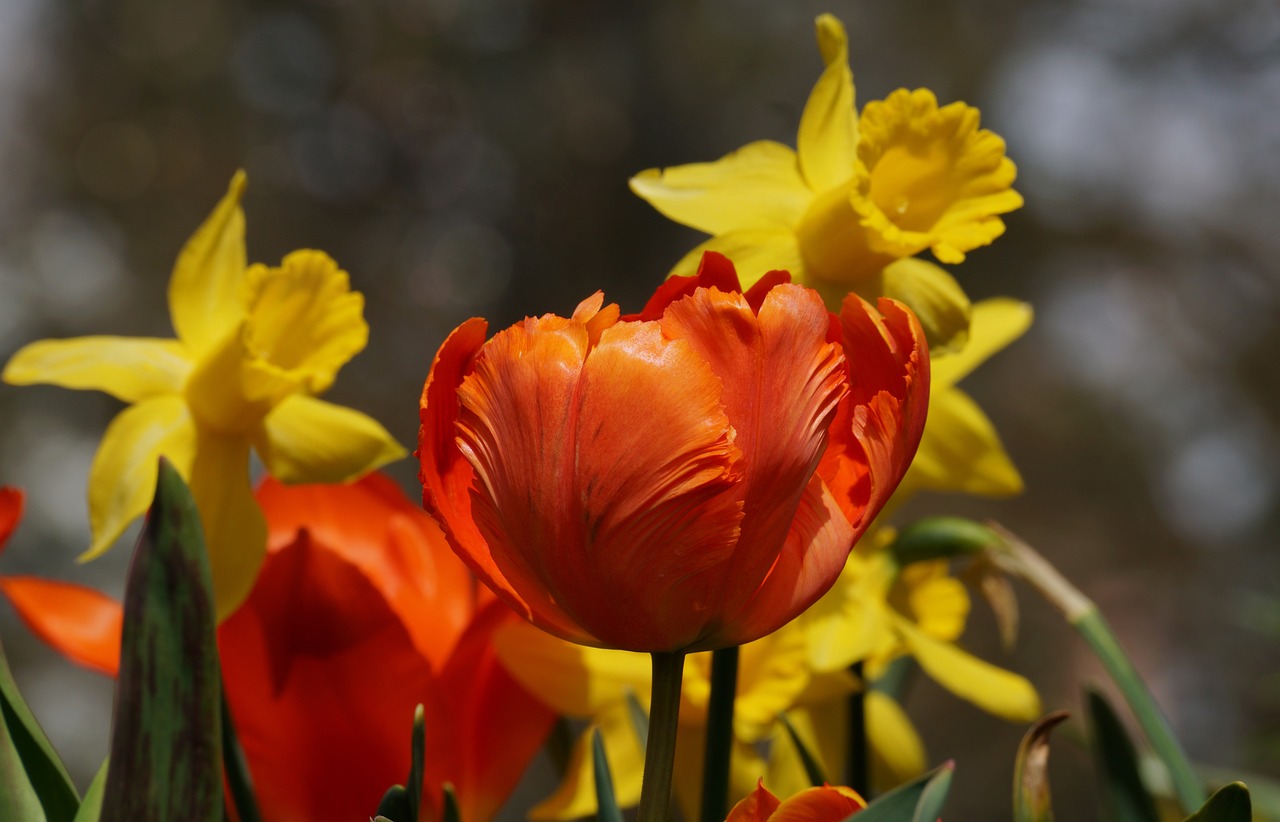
[1,0,1278,817]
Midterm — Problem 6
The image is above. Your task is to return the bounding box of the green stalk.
[847,661,868,798]
[699,646,739,822]
[221,689,262,822]
[638,652,686,822]
[989,527,1206,813]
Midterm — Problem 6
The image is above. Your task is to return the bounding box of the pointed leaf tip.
[1013,712,1069,822]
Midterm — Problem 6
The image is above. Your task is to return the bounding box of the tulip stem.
[847,660,868,798]
[639,651,685,822]
[700,646,739,822]
[987,524,1206,814]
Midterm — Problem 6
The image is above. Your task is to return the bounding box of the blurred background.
[0,0,1278,816]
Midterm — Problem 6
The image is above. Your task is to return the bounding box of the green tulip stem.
[847,660,868,798]
[639,651,686,822]
[700,646,739,822]
[989,526,1206,813]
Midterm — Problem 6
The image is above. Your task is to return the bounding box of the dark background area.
[1,0,1278,817]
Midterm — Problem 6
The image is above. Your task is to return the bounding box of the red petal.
[726,780,782,822]
[771,786,867,822]
[0,487,24,553]
[0,577,121,675]
[623,251,745,321]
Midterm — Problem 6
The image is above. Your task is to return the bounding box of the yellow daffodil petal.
[768,706,837,798]
[734,627,814,742]
[669,229,805,290]
[931,298,1033,388]
[903,570,969,643]
[531,706,645,820]
[169,172,248,354]
[853,89,1022,263]
[493,618,651,717]
[797,14,857,191]
[629,141,810,235]
[904,386,1024,497]
[3,337,191,402]
[892,614,1040,721]
[866,691,927,785]
[255,395,405,485]
[872,257,971,353]
[241,250,368,395]
[84,396,197,560]
[188,430,266,619]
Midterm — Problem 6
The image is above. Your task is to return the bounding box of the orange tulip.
[0,476,554,822]
[726,781,866,822]
[418,251,928,653]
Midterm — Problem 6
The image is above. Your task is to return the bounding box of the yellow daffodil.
[492,619,856,821]
[2,173,405,617]
[630,14,1021,350]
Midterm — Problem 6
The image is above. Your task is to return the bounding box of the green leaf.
[854,761,955,822]
[1087,690,1159,822]
[624,687,649,749]
[100,458,222,821]
[890,517,998,566]
[72,760,108,822]
[442,782,461,822]
[592,728,623,822]
[409,705,425,822]
[0,634,79,822]
[222,691,262,822]
[1183,783,1251,822]
[777,712,827,787]
[376,786,411,822]
[1013,711,1069,822]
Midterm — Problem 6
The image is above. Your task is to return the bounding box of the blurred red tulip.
[418,251,927,653]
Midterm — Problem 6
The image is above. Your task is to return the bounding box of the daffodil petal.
[669,230,805,290]
[904,570,970,643]
[931,298,1033,388]
[530,706,646,820]
[797,14,857,191]
[3,337,191,402]
[188,430,266,620]
[733,627,815,742]
[492,618,651,717]
[866,691,926,784]
[255,395,405,485]
[630,141,810,235]
[892,613,1040,720]
[84,396,197,561]
[873,258,971,354]
[169,172,248,354]
[903,386,1024,498]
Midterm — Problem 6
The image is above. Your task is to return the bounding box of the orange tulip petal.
[726,781,782,822]
[0,576,122,676]
[254,473,475,668]
[660,282,847,625]
[771,785,867,822]
[429,600,557,822]
[0,487,23,551]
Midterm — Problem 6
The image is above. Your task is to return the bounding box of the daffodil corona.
[2,173,404,617]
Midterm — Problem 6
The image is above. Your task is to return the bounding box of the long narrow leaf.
[777,712,827,787]
[1087,690,1159,822]
[912,761,954,822]
[1013,712,1068,822]
[593,728,623,822]
[1183,783,1251,822]
[0,635,79,821]
[100,459,222,821]
[854,761,955,822]
[72,760,108,822]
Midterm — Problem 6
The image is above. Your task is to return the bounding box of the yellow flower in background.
[2,173,405,618]
[492,619,856,822]
[630,13,1021,350]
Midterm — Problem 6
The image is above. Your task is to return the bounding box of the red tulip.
[418,251,927,653]
[0,476,554,822]
[726,781,866,822]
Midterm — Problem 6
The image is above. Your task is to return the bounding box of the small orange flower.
[0,476,553,822]
[417,252,928,653]
[727,781,866,822]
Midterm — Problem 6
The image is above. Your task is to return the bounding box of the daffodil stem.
[988,526,1206,814]
[847,660,868,798]
[639,651,685,822]
[699,646,739,822]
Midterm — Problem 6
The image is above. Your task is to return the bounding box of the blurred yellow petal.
[3,337,191,402]
[241,250,368,395]
[768,706,835,798]
[668,229,806,289]
[255,395,405,485]
[629,141,810,235]
[797,14,857,191]
[84,396,197,561]
[853,89,1022,264]
[903,386,1023,498]
[892,614,1040,720]
[735,626,814,742]
[874,258,971,353]
[904,573,969,643]
[670,727,764,822]
[866,691,926,785]
[931,298,1033,388]
[188,430,266,620]
[531,708,646,820]
[804,554,898,672]
[169,172,248,354]
[493,618,650,717]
